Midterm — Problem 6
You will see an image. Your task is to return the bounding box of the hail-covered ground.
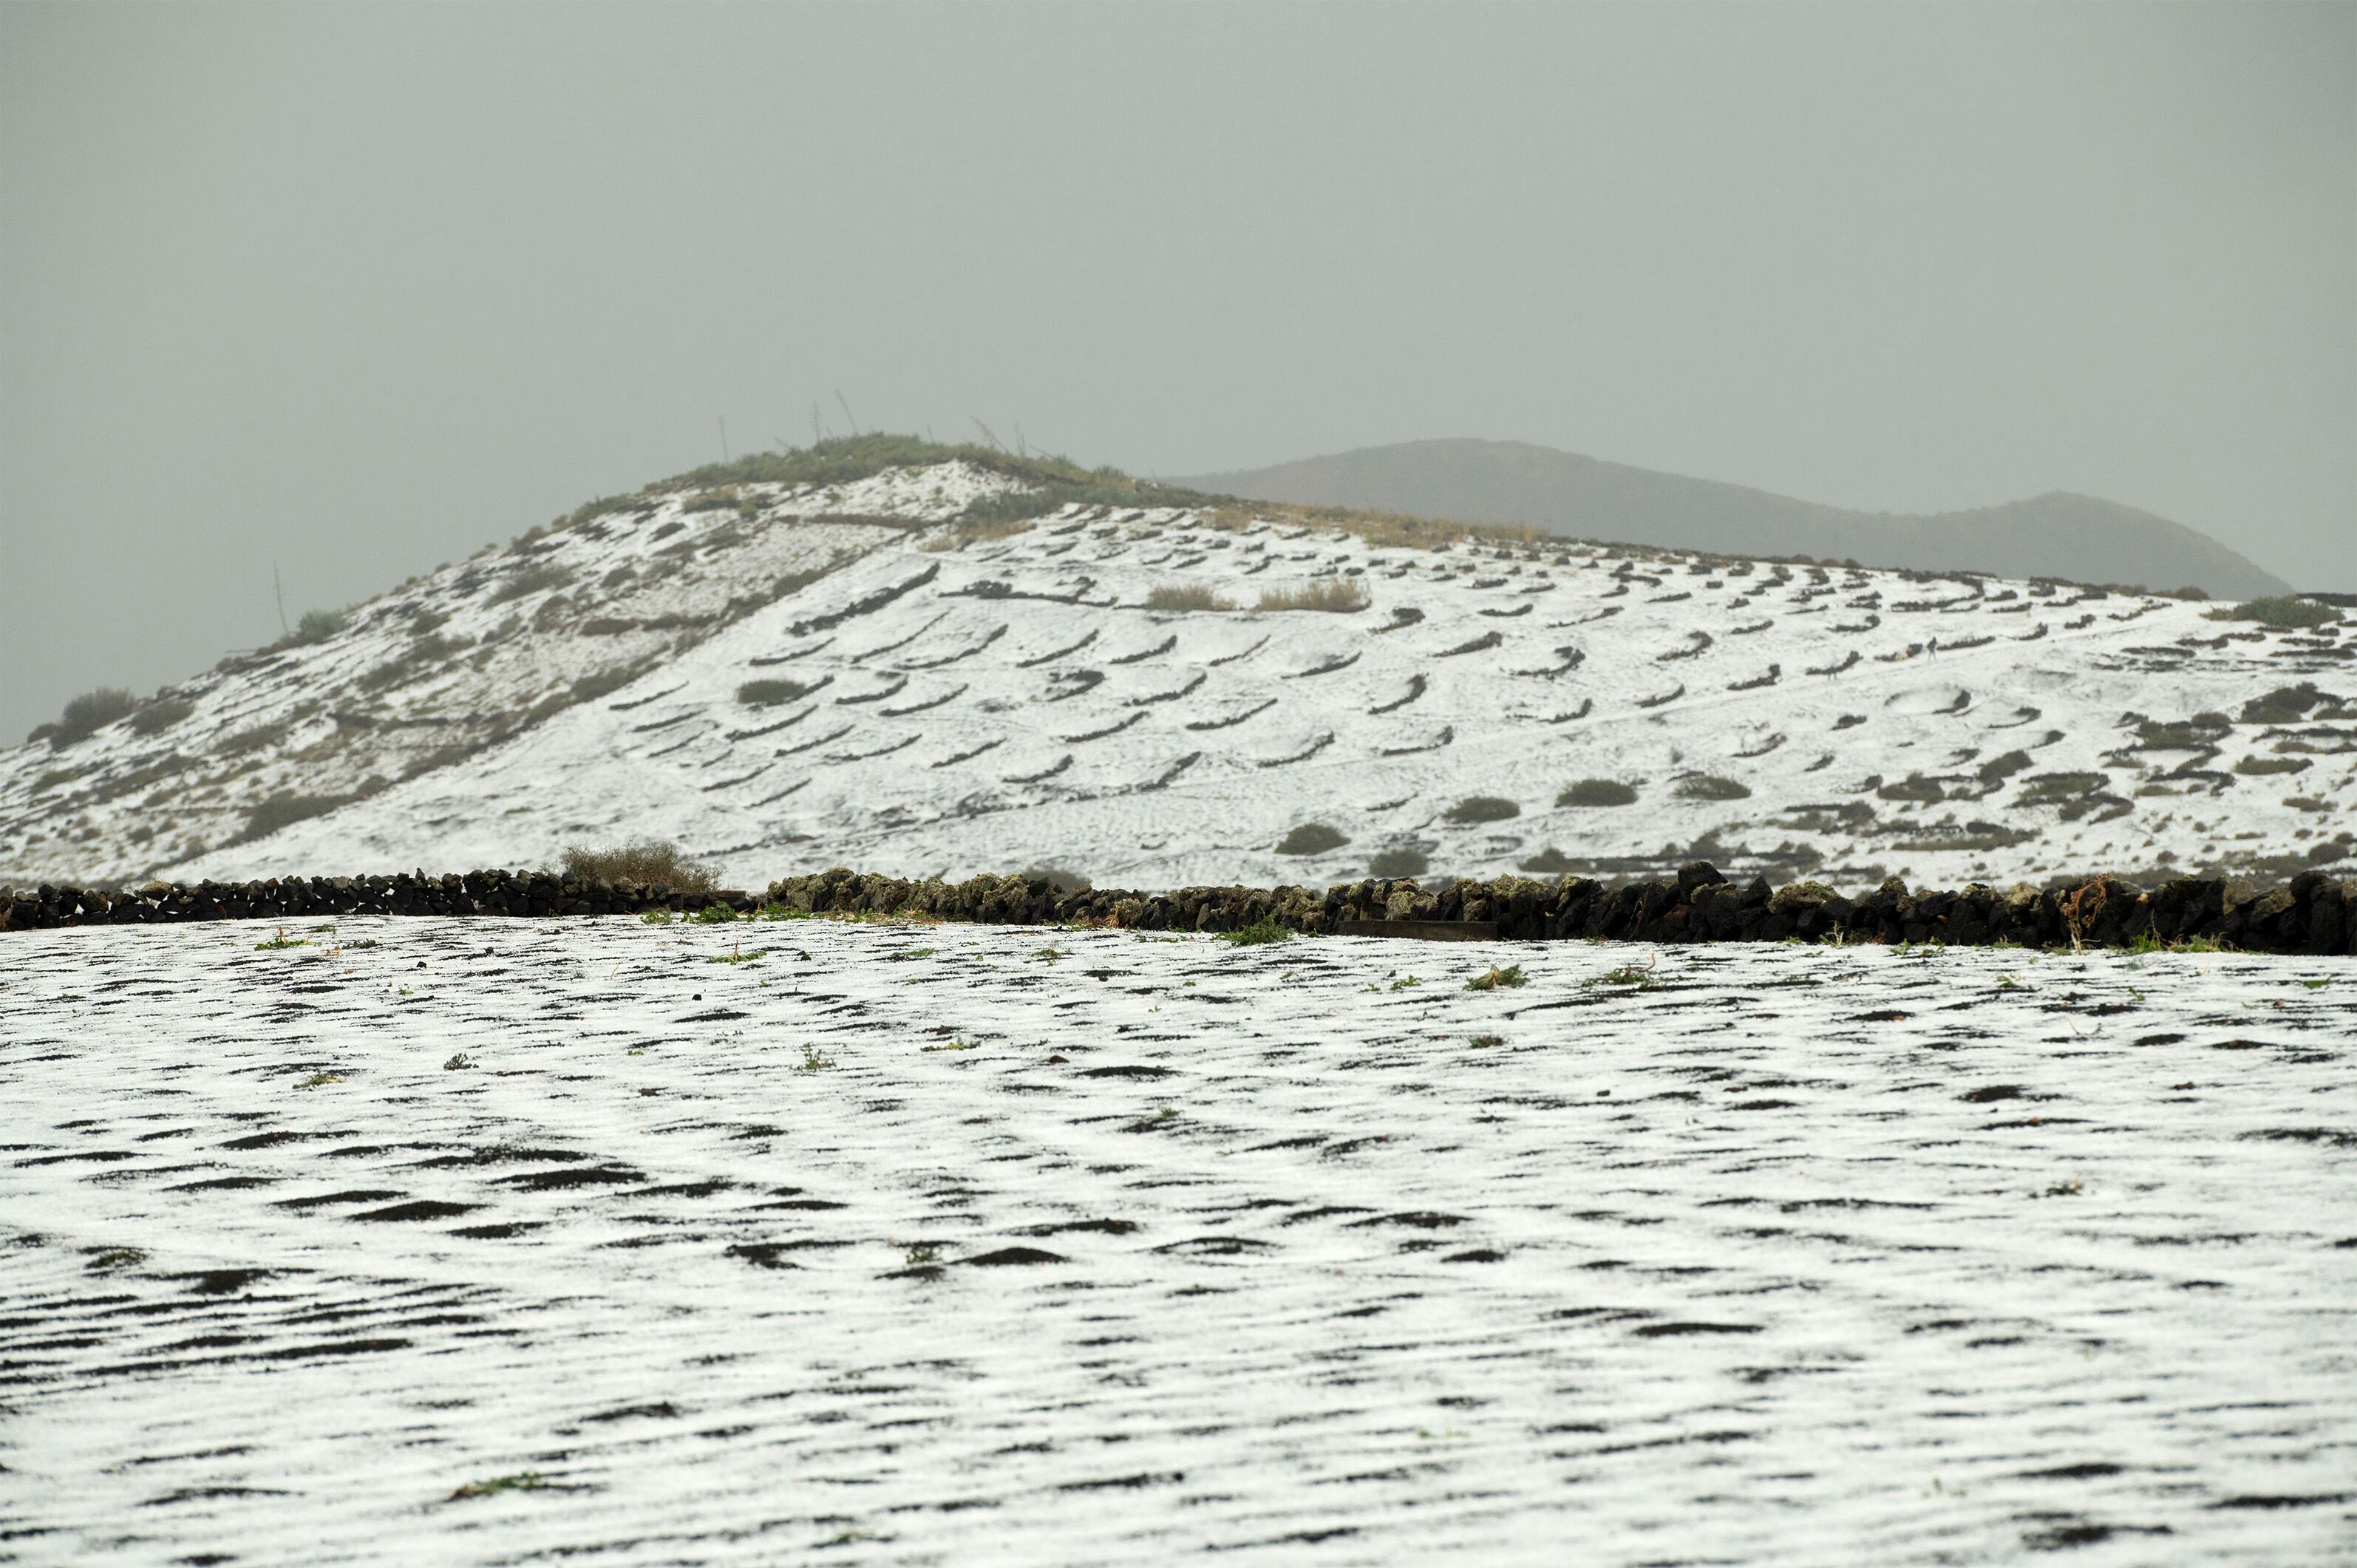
[4,914,2353,1565]
[2,457,2350,892]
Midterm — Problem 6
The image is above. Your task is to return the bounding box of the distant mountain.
[1174,438,2291,599]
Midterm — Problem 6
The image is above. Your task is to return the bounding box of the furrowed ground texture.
[3,916,2353,1566]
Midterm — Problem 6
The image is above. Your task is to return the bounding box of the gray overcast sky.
[4,1,2351,743]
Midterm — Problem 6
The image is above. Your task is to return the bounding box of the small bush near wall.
[1368,846,1430,878]
[1276,822,1350,855]
[560,841,718,895]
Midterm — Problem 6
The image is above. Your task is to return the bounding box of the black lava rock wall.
[8,864,2351,955]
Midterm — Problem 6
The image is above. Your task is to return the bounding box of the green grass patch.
[1466,964,1527,991]
[1219,919,1294,947]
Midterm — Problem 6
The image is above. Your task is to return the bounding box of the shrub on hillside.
[292,608,345,645]
[1367,846,1430,879]
[1019,863,1092,893]
[1557,779,1637,808]
[1145,584,1234,613]
[737,678,812,707]
[215,721,290,757]
[47,687,138,746]
[1254,580,1370,613]
[238,793,351,843]
[560,841,718,894]
[1443,795,1520,825]
[1518,847,1576,874]
[129,696,197,737]
[489,562,575,604]
[1275,822,1350,856]
[1674,774,1751,801]
[2205,596,2339,630]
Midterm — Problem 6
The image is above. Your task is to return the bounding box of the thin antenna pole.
[719,415,729,463]
[272,562,288,637]
[1014,421,1027,459]
[812,400,825,445]
[835,389,859,437]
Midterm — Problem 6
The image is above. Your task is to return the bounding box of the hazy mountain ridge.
[1177,438,2293,599]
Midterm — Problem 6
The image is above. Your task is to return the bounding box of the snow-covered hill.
[4,449,2350,891]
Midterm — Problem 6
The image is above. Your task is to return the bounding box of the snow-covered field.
[6,915,2353,1565]
[4,459,2350,893]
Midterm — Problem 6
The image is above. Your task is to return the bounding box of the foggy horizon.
[4,1,2351,743]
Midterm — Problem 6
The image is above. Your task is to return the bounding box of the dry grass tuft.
[1199,500,1549,553]
[1254,579,1370,614]
[922,517,1038,553]
[1145,584,1235,613]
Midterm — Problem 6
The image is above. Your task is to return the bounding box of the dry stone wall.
[5,864,2353,955]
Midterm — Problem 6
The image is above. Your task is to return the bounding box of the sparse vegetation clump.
[1444,795,1520,825]
[1465,964,1527,991]
[239,794,352,844]
[922,517,1038,552]
[42,687,137,746]
[215,720,290,757]
[1145,584,1234,613]
[1519,848,1575,874]
[1368,847,1430,879]
[2016,771,2107,807]
[2205,596,2340,630]
[1220,919,1294,947]
[290,608,346,645]
[1254,580,1370,614]
[1020,863,1092,893]
[1558,779,1638,808]
[736,678,812,707]
[559,841,718,894]
[129,696,196,737]
[449,1472,545,1502]
[1675,774,1751,801]
[1275,822,1350,856]
[489,562,575,604]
